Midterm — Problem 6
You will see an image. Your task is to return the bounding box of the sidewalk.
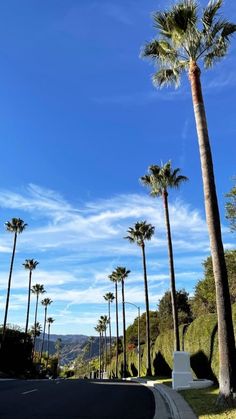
[128,378,197,419]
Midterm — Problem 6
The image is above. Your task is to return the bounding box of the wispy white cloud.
[0,183,233,334]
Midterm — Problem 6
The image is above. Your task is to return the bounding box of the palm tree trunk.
[46,323,50,369]
[2,232,17,342]
[141,243,152,376]
[33,294,39,353]
[121,279,127,378]
[189,60,236,401]
[104,328,107,372]
[115,281,119,378]
[25,270,32,336]
[40,307,47,363]
[99,332,101,379]
[163,190,180,351]
[108,301,112,364]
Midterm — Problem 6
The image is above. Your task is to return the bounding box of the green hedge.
[109,304,236,380]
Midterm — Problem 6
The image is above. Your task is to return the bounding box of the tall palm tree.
[141,162,188,351]
[95,323,103,379]
[141,0,236,401]
[109,270,121,377]
[99,315,109,373]
[23,259,39,336]
[40,298,53,363]
[46,317,55,368]
[114,266,130,378]
[103,292,115,363]
[125,221,155,376]
[31,284,46,351]
[2,218,27,342]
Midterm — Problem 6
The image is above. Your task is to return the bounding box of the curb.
[154,384,197,419]
[126,378,197,419]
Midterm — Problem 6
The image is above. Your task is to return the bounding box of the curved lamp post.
[125,302,140,377]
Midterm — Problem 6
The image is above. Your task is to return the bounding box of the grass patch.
[155,378,236,418]
[179,386,236,419]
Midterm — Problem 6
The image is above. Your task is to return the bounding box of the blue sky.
[0,0,235,336]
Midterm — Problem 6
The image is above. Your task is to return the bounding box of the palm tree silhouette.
[141,161,188,351]
[99,315,109,373]
[141,0,236,401]
[114,266,130,378]
[103,292,114,363]
[2,218,27,342]
[23,259,39,336]
[125,221,154,376]
[31,284,46,352]
[95,323,103,379]
[40,298,53,363]
[109,270,121,377]
[46,317,55,368]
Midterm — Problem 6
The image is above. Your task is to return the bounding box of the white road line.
[22,389,38,395]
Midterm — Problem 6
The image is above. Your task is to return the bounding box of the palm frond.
[170,0,198,32]
[140,174,151,186]
[204,37,227,67]
[141,39,178,66]
[152,68,181,88]
[153,11,172,38]
[202,0,222,30]
[221,22,236,38]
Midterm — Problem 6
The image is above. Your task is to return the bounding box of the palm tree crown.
[31,283,46,296]
[141,0,236,87]
[42,298,53,307]
[103,292,115,303]
[114,266,131,282]
[47,317,55,325]
[141,161,188,197]
[23,259,39,271]
[125,221,155,246]
[5,218,28,234]
[23,259,39,336]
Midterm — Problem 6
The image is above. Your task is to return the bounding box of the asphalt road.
[0,378,155,419]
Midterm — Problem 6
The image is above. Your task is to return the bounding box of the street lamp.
[125,302,141,377]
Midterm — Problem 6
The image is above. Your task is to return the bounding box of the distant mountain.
[35,334,99,365]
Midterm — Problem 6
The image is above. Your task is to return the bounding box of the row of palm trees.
[93,162,187,378]
[0,217,54,364]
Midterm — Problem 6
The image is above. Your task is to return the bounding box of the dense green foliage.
[225,180,236,232]
[126,311,158,346]
[191,250,236,317]
[158,290,192,332]
[114,304,236,381]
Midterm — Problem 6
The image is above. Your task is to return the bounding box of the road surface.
[0,378,155,418]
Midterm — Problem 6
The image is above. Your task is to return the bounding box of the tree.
[225,180,236,232]
[2,218,27,342]
[55,338,62,373]
[40,298,53,363]
[126,311,159,346]
[23,259,39,336]
[158,290,192,333]
[46,317,55,368]
[192,250,236,317]
[108,270,121,377]
[141,162,188,351]
[99,315,109,373]
[141,0,236,402]
[103,292,115,364]
[114,266,130,378]
[31,284,46,351]
[29,322,42,339]
[94,323,103,379]
[125,221,155,376]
